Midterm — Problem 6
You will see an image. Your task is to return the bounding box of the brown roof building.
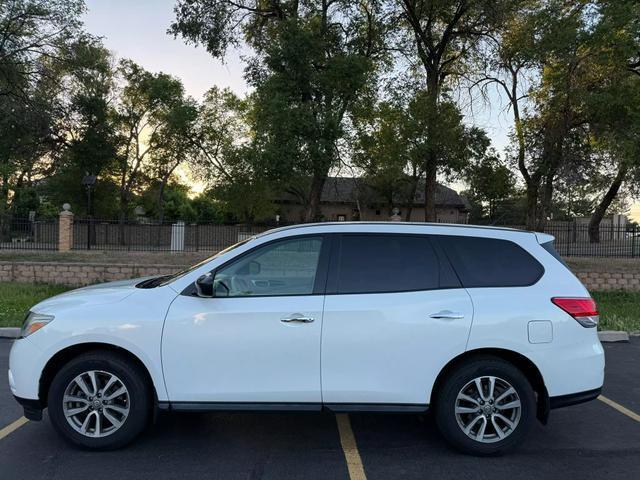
[277,177,470,223]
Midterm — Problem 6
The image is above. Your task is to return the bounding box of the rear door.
[320,233,474,407]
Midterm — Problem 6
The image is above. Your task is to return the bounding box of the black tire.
[47,350,152,450]
[433,356,536,456]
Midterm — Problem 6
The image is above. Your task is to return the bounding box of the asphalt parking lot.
[1,338,639,480]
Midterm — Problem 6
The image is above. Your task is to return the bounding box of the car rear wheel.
[48,351,151,450]
[433,356,536,456]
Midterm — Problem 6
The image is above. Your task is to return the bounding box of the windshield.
[137,237,255,288]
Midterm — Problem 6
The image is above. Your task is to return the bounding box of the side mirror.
[195,273,214,298]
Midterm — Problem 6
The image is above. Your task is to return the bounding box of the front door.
[162,235,328,405]
[321,233,474,407]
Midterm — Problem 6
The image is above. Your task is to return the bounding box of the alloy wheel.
[454,375,522,443]
[62,370,130,438]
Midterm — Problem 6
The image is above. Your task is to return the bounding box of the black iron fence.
[0,215,58,250]
[1,214,639,258]
[515,222,640,258]
[72,218,273,252]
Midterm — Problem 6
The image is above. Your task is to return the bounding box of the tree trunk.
[404,176,420,222]
[304,174,327,222]
[156,179,168,225]
[118,191,129,246]
[0,173,9,218]
[536,172,554,231]
[424,162,437,222]
[524,180,539,231]
[588,162,628,243]
[423,73,439,222]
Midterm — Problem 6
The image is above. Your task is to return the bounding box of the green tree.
[44,36,120,216]
[353,86,489,220]
[190,192,224,223]
[140,182,197,222]
[473,0,590,229]
[171,0,384,221]
[0,0,85,215]
[463,153,515,221]
[583,0,640,241]
[388,0,514,220]
[0,0,84,99]
[147,95,199,223]
[113,60,188,224]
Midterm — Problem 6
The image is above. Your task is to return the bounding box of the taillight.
[551,297,599,328]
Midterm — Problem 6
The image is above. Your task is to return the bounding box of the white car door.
[162,235,329,406]
[321,233,474,408]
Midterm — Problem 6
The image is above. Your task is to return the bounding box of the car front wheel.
[433,356,536,456]
[47,351,151,450]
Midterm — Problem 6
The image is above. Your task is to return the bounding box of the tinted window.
[337,234,439,294]
[438,235,543,288]
[542,240,567,267]
[213,236,323,297]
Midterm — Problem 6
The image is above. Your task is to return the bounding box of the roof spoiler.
[535,232,555,244]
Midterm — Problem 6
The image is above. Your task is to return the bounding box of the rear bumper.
[13,395,43,421]
[549,387,602,410]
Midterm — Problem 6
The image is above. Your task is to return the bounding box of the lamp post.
[82,174,97,249]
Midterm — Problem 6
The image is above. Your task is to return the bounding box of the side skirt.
[158,401,429,414]
[159,402,322,412]
[324,403,429,414]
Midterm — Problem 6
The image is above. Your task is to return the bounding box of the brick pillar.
[58,204,74,252]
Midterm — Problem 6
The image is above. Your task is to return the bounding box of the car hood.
[31,277,153,314]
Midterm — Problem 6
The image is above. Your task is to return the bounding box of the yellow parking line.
[336,414,367,480]
[598,395,640,423]
[0,417,29,440]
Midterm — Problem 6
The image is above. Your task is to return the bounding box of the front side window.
[213,236,323,297]
[337,234,439,294]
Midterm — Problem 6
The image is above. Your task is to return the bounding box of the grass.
[0,281,638,333]
[592,291,640,334]
[0,282,70,328]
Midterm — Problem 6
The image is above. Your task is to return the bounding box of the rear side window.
[337,234,439,294]
[438,235,544,288]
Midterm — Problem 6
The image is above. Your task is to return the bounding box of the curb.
[0,328,20,339]
[598,330,629,343]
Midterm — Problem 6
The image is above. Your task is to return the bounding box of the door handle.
[429,310,465,320]
[281,315,315,323]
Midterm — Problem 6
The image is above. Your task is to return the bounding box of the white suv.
[9,223,604,455]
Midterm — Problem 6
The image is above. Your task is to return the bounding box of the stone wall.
[2,260,640,291]
[0,262,182,287]
[574,271,640,292]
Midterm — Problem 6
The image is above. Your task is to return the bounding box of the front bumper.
[8,337,43,400]
[13,395,43,421]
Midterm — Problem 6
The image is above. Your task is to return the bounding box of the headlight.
[21,312,55,338]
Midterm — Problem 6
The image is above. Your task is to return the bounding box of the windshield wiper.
[136,275,173,289]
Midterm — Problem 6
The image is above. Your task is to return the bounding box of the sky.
[83,0,247,98]
[82,0,640,222]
